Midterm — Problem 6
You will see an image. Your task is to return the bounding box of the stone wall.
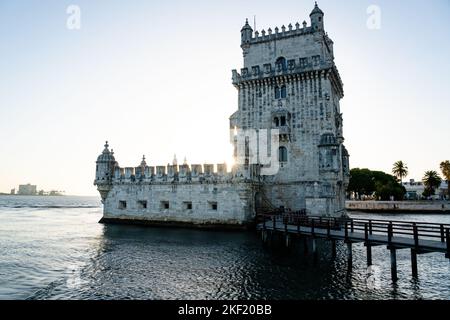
[102,181,255,227]
[346,201,450,213]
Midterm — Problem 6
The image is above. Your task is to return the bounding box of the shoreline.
[346,200,450,214]
[99,217,255,232]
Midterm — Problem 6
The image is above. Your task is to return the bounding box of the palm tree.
[440,161,450,199]
[422,171,442,196]
[392,161,408,184]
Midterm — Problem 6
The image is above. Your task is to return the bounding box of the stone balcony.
[232,58,332,85]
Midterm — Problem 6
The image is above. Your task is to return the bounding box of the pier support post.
[303,237,309,255]
[390,248,398,282]
[347,242,353,271]
[366,244,372,266]
[331,240,337,258]
[285,234,290,248]
[411,249,418,278]
[312,238,318,261]
[347,242,352,261]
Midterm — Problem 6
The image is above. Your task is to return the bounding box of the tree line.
[348,160,450,200]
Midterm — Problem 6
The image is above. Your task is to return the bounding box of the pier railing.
[257,213,450,281]
[257,213,450,245]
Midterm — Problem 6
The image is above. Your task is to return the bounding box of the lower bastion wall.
[101,181,256,228]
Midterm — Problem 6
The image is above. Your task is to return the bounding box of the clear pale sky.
[0,0,449,196]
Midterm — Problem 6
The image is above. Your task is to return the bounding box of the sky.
[0,0,449,196]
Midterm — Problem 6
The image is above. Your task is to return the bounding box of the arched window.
[278,146,288,162]
[275,85,286,99]
[281,85,287,98]
[274,117,280,127]
[276,57,287,72]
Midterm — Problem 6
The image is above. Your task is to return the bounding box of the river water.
[0,195,449,300]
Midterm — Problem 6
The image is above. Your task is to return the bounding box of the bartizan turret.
[94,141,116,202]
[310,2,324,32]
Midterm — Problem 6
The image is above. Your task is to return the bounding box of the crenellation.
[247,22,314,45]
[156,166,166,179]
[144,166,155,178]
[107,162,236,186]
[203,164,214,176]
[125,167,134,179]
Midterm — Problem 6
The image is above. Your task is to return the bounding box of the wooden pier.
[257,213,450,281]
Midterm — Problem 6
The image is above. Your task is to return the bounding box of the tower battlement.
[245,21,315,45]
[112,162,236,184]
[241,2,325,46]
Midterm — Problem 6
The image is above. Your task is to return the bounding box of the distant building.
[402,179,424,200]
[403,179,448,200]
[18,184,37,196]
[439,181,448,199]
[10,188,15,195]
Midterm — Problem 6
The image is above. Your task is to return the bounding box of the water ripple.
[1,196,450,299]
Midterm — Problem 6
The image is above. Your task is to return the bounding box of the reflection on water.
[1,196,450,300]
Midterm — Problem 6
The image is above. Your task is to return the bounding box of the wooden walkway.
[257,213,450,281]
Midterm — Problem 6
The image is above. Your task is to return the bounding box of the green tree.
[422,171,442,196]
[348,168,375,199]
[392,161,408,184]
[440,161,450,198]
[348,168,406,200]
[372,171,406,200]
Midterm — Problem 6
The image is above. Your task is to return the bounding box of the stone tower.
[230,3,349,216]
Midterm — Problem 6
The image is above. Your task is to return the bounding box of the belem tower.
[94,3,350,228]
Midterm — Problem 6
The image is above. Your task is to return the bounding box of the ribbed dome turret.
[241,18,253,32]
[97,141,116,163]
[310,2,324,16]
[241,18,253,45]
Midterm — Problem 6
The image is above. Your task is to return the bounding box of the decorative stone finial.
[103,141,110,153]
[173,154,178,166]
[295,22,300,30]
[288,23,293,31]
[303,21,307,28]
[268,28,272,35]
[140,155,147,167]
